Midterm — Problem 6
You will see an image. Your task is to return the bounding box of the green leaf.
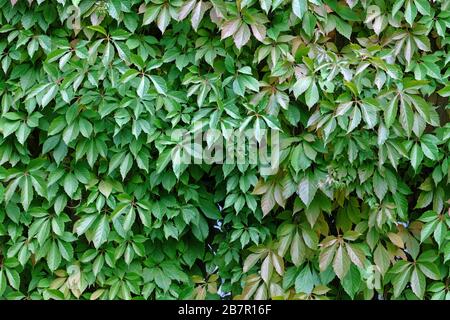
[437,85,450,97]
[361,103,377,129]
[420,134,439,160]
[292,0,308,19]
[16,123,31,145]
[292,233,306,267]
[149,75,167,95]
[412,96,431,122]
[192,215,209,241]
[21,175,33,210]
[334,16,352,39]
[410,267,426,299]
[414,0,431,15]
[47,241,62,271]
[384,96,398,128]
[93,215,110,248]
[373,172,388,201]
[400,102,414,136]
[420,219,438,242]
[417,262,440,280]
[410,143,423,171]
[198,198,221,219]
[295,265,317,294]
[302,12,317,37]
[333,244,351,280]
[405,0,417,25]
[393,264,412,297]
[374,244,390,275]
[0,269,6,296]
[292,76,312,98]
[233,23,251,50]
[143,6,161,25]
[154,268,171,291]
[156,149,172,174]
[98,180,113,198]
[433,221,446,247]
[342,265,361,299]
[48,116,66,135]
[297,173,317,207]
[345,243,365,268]
[157,6,171,34]
[63,173,78,198]
[305,81,319,108]
[137,76,147,98]
[243,253,261,273]
[120,153,133,180]
[121,69,139,83]
[88,25,108,36]
[261,254,273,284]
[41,84,58,107]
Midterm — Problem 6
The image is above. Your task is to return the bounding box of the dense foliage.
[0,0,449,300]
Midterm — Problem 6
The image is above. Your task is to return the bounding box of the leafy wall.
[0,0,449,300]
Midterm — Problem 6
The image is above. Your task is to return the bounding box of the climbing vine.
[0,0,449,300]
